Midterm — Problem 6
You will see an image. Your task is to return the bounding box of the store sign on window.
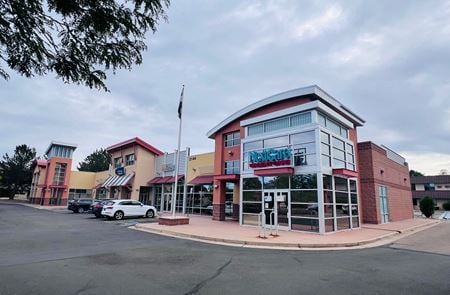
[249,148,292,168]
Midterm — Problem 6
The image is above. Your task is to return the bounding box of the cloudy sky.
[1,0,450,175]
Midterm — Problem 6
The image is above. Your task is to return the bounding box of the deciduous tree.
[78,148,111,172]
[0,0,170,90]
[0,144,36,199]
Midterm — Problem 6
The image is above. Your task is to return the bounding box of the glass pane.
[352,217,360,228]
[321,143,330,155]
[346,143,354,154]
[335,192,349,204]
[291,174,317,189]
[337,217,350,230]
[332,137,345,150]
[225,182,234,193]
[243,177,262,190]
[290,131,315,144]
[264,117,290,132]
[333,148,346,162]
[323,175,332,190]
[242,202,262,214]
[325,218,335,232]
[351,193,358,204]
[336,204,351,217]
[291,204,318,217]
[243,191,262,202]
[290,112,312,126]
[263,176,276,189]
[291,218,319,232]
[291,190,318,203]
[334,177,348,192]
[328,120,341,135]
[323,190,333,203]
[324,205,334,217]
[320,131,330,143]
[321,155,331,166]
[263,136,289,148]
[248,124,264,136]
[242,214,259,225]
[243,141,263,152]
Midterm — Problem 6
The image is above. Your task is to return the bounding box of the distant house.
[411,175,450,210]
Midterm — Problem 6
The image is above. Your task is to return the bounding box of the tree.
[0,0,170,91]
[419,196,435,218]
[0,145,36,199]
[410,170,424,177]
[78,148,111,172]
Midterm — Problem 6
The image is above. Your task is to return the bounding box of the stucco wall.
[187,152,215,183]
[69,171,96,189]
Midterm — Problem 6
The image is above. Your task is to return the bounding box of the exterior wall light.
[214,184,219,189]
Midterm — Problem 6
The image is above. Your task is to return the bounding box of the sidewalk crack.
[184,258,232,295]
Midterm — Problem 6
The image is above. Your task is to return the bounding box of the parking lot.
[0,202,449,295]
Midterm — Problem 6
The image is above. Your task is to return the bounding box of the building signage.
[115,167,125,176]
[249,148,292,168]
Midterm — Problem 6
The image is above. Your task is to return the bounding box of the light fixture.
[228,150,233,156]
[214,184,219,189]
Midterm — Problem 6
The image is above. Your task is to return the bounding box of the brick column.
[212,180,226,221]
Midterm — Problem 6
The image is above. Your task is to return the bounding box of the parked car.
[102,200,157,220]
[91,199,109,218]
[68,198,94,213]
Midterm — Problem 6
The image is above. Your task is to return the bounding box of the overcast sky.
[1,0,450,175]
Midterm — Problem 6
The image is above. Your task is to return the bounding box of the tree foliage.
[0,144,36,199]
[409,170,424,177]
[78,148,111,172]
[0,0,170,90]
[419,196,435,218]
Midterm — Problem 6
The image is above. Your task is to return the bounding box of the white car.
[102,199,157,220]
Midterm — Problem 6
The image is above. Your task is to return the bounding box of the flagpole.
[172,85,184,217]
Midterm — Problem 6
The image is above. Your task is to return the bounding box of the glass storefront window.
[325,218,335,232]
[291,204,318,217]
[242,214,259,225]
[263,136,289,148]
[242,202,262,214]
[323,205,334,218]
[243,191,262,202]
[291,218,319,232]
[291,190,318,203]
[334,177,348,192]
[335,192,349,204]
[291,174,317,189]
[243,177,262,190]
[243,140,263,152]
[337,217,351,230]
[263,176,289,189]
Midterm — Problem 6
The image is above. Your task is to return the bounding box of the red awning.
[188,175,214,185]
[332,169,358,178]
[254,167,294,176]
[214,174,240,181]
[148,175,184,184]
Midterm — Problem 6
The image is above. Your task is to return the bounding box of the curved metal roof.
[206,85,365,139]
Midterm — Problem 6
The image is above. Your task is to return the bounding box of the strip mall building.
[207,85,413,233]
[29,85,413,234]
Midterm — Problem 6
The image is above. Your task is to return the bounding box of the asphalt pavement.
[0,202,449,295]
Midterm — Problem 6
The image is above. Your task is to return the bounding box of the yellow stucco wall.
[187,152,215,183]
[69,171,96,189]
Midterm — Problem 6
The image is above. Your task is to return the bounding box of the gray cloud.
[1,0,450,175]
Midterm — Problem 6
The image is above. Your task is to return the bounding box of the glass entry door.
[263,190,290,230]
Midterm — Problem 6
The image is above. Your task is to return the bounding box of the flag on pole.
[177,85,184,119]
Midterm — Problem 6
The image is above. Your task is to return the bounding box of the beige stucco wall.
[69,171,96,189]
[133,145,157,199]
[187,152,215,183]
[94,170,110,188]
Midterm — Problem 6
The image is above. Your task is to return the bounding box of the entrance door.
[263,190,290,229]
[379,186,389,223]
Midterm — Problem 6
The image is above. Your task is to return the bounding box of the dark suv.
[68,198,94,213]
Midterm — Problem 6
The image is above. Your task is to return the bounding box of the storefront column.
[232,182,240,221]
[317,172,325,234]
[212,179,226,221]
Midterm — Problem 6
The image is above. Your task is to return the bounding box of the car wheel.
[95,213,101,218]
[78,207,84,214]
[114,211,124,220]
[146,210,155,218]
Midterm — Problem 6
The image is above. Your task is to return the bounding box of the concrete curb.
[133,220,441,250]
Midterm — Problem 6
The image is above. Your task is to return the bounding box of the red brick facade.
[358,142,413,224]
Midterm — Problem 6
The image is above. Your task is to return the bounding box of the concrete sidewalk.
[134,216,440,250]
